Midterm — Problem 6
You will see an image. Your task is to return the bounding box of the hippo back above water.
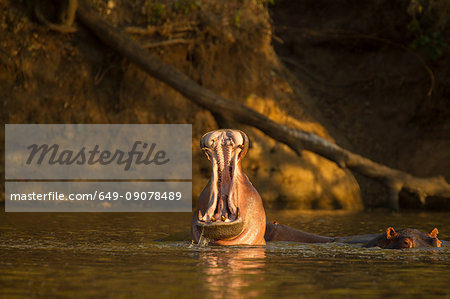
[363,227,442,249]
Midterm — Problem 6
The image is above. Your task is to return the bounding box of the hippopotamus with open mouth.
[191,129,444,249]
[192,129,266,245]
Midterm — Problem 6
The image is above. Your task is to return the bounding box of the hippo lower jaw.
[196,217,245,240]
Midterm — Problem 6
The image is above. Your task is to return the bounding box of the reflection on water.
[196,246,266,298]
[1,210,449,297]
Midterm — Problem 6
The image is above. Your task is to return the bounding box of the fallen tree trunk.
[75,1,450,210]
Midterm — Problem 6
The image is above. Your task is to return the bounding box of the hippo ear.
[386,227,398,239]
[428,228,439,238]
[433,238,442,248]
[237,130,249,160]
[200,131,211,149]
[200,134,205,149]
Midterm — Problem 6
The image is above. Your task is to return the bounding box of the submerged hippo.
[363,227,442,249]
[191,129,444,249]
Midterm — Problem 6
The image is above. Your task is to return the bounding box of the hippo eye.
[402,239,414,248]
[210,137,218,147]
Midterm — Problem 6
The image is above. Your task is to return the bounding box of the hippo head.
[369,227,442,249]
[191,129,266,245]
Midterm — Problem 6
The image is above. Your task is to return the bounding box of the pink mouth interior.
[199,132,243,223]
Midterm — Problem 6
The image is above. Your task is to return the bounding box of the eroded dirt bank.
[270,0,450,208]
[1,0,449,209]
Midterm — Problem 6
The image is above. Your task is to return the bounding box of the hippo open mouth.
[195,130,249,240]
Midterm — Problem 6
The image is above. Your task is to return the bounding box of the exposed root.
[142,38,191,49]
[124,24,197,36]
[124,26,158,35]
[34,2,77,34]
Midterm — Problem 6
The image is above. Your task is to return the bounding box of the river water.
[1,210,449,298]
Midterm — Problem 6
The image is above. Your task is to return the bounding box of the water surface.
[1,211,449,298]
